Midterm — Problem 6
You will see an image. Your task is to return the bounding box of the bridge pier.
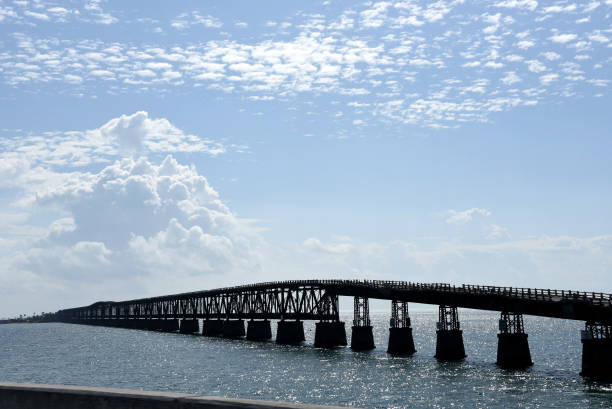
[314,321,347,348]
[246,320,272,341]
[276,320,305,344]
[222,320,245,338]
[435,305,466,361]
[179,319,199,334]
[496,312,532,369]
[387,300,416,355]
[202,319,224,336]
[581,322,612,380]
[351,297,375,351]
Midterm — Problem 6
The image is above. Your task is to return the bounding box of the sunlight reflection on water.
[1,311,612,408]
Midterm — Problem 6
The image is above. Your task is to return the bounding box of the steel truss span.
[52,279,612,380]
[55,279,612,324]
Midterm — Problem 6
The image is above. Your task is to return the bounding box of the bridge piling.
[496,312,532,368]
[387,300,416,355]
[314,321,347,348]
[54,279,612,379]
[313,293,346,348]
[351,297,375,351]
[276,320,305,344]
[581,322,612,380]
[202,319,224,336]
[246,320,272,341]
[435,306,466,361]
[179,319,199,334]
[222,320,245,338]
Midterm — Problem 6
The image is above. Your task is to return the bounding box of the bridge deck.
[59,280,612,324]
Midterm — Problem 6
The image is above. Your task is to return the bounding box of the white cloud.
[549,33,578,43]
[24,10,49,20]
[171,12,222,30]
[542,4,577,13]
[0,0,609,130]
[360,2,391,28]
[1,153,263,312]
[517,40,535,49]
[484,61,504,69]
[446,208,491,224]
[302,237,354,255]
[501,71,521,85]
[292,233,612,291]
[589,32,609,43]
[541,51,561,60]
[584,2,600,12]
[1,111,226,173]
[494,0,538,11]
[539,73,559,84]
[526,59,547,72]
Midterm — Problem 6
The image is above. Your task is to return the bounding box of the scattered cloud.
[171,12,222,30]
[0,0,608,129]
[292,233,612,290]
[549,33,578,43]
[446,208,492,225]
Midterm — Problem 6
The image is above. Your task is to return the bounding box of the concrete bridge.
[54,279,612,380]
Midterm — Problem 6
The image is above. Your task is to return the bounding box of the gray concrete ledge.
[0,382,350,409]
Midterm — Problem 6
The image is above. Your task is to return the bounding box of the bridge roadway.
[54,279,612,380]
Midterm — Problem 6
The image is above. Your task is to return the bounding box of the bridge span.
[54,279,612,380]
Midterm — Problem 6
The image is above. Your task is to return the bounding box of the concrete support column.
[179,319,199,334]
[276,320,305,344]
[496,312,532,368]
[314,321,347,348]
[581,322,612,380]
[387,300,416,355]
[351,297,375,351]
[222,319,245,338]
[246,320,272,341]
[435,305,466,361]
[202,319,224,336]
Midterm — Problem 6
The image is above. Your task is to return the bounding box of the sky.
[0,0,611,317]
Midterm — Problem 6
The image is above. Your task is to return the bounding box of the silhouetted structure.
[53,279,612,379]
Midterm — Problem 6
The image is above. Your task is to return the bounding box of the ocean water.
[1,310,611,408]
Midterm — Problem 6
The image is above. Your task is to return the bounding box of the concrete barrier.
[0,382,350,409]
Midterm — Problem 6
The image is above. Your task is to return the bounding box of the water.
[1,311,611,408]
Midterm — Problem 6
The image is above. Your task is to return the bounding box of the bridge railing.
[211,279,612,306]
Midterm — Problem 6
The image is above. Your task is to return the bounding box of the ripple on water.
[1,311,612,408]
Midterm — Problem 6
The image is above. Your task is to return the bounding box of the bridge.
[53,279,612,380]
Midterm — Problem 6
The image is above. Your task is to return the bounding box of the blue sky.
[0,0,611,316]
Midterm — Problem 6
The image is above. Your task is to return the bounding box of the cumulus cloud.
[0,112,258,314]
[1,154,263,310]
[0,111,226,172]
